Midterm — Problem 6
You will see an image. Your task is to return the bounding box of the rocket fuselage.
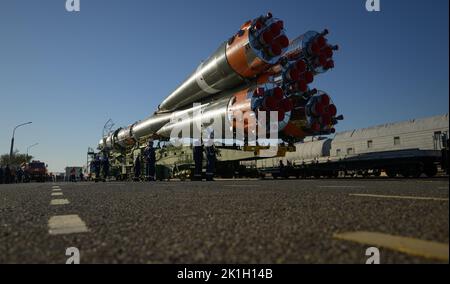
[98,13,341,151]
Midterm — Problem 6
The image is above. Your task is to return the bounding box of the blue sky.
[0,0,448,172]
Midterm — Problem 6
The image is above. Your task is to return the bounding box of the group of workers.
[0,165,25,184]
[133,139,157,181]
[91,136,217,182]
[192,141,216,181]
[0,165,13,184]
[90,154,110,182]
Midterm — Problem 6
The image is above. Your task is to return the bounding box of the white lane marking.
[52,186,61,189]
[334,231,449,262]
[48,215,88,235]
[50,199,70,205]
[319,186,366,188]
[51,192,63,196]
[52,188,61,192]
[350,193,449,202]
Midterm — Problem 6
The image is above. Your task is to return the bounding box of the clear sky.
[0,0,448,172]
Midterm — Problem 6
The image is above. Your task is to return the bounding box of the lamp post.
[9,122,32,163]
[26,143,39,162]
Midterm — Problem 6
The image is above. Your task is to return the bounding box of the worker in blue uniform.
[102,153,110,182]
[134,154,142,181]
[144,139,156,181]
[192,139,203,181]
[204,131,216,181]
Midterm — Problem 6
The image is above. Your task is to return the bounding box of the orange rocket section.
[226,15,289,79]
[228,88,255,133]
[226,23,265,78]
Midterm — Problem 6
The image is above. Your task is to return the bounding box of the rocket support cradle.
[98,13,342,151]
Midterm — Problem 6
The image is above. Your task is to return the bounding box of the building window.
[336,149,341,156]
[367,140,373,149]
[347,148,354,155]
[394,137,401,146]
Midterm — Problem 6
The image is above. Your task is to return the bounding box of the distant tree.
[0,150,33,166]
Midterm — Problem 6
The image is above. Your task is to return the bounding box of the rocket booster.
[158,13,289,113]
[98,13,342,151]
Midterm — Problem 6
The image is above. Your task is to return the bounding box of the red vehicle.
[24,161,48,182]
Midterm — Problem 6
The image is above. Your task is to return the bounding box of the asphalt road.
[0,178,448,264]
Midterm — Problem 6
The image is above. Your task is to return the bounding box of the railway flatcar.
[255,114,449,178]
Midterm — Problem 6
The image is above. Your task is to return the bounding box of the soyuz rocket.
[98,12,342,151]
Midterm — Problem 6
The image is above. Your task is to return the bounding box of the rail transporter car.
[252,114,449,179]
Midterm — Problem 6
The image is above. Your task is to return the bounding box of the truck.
[24,160,47,182]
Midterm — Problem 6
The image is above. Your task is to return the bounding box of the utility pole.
[10,122,32,163]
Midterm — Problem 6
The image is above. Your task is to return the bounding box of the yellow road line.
[349,193,449,201]
[334,231,449,262]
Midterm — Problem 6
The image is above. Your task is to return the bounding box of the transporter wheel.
[385,169,397,178]
[400,169,411,178]
[424,164,438,178]
[409,168,423,178]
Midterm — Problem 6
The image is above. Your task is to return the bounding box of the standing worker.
[0,166,4,184]
[134,154,142,181]
[279,160,285,179]
[204,130,216,181]
[94,155,101,182]
[144,139,156,181]
[16,167,24,183]
[192,140,203,181]
[70,167,76,182]
[102,154,110,182]
[5,165,11,184]
[79,169,84,182]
